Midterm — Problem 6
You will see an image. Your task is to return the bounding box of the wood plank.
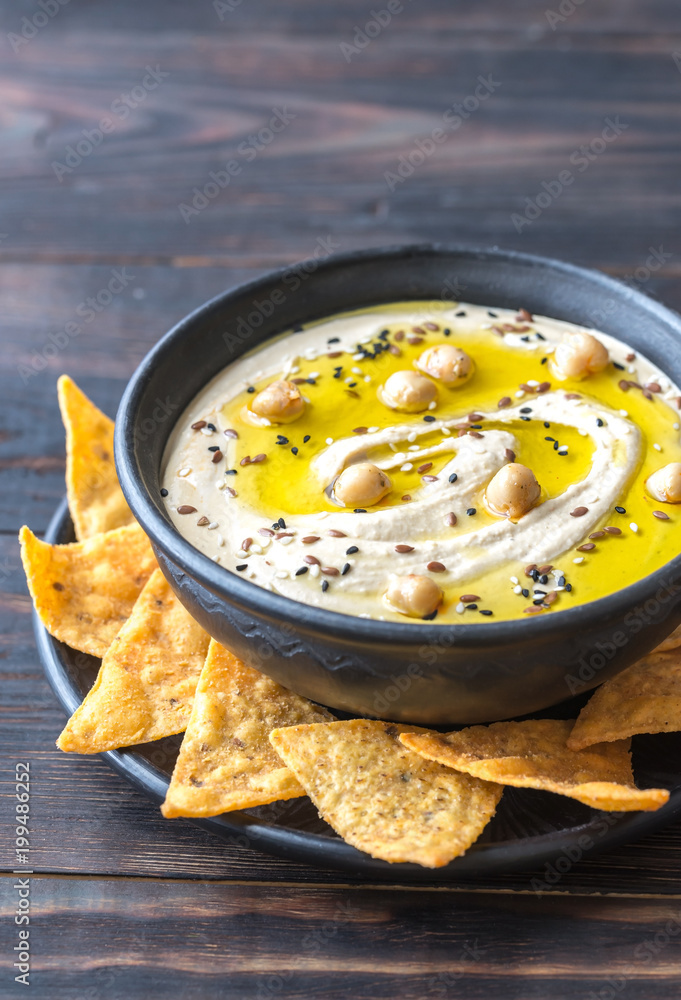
[1,877,681,999]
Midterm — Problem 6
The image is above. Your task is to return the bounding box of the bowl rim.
[115,242,681,646]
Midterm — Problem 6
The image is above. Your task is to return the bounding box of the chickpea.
[379,370,437,413]
[647,463,681,504]
[416,344,473,385]
[550,331,609,380]
[485,462,541,520]
[333,463,392,507]
[384,574,443,619]
[251,380,305,423]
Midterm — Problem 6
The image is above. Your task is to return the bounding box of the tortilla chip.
[58,374,133,539]
[654,623,681,653]
[269,720,503,868]
[161,641,333,818]
[19,522,156,657]
[568,649,681,750]
[57,569,210,753]
[401,719,669,812]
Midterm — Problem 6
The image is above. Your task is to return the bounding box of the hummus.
[161,300,681,623]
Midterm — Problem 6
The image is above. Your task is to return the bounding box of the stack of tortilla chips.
[19,377,679,869]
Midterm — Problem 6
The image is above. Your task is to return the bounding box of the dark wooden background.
[2,1,681,996]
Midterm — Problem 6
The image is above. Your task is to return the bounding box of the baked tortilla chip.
[269,720,503,868]
[162,641,333,818]
[401,719,669,812]
[57,569,210,753]
[654,623,681,653]
[19,522,156,657]
[58,374,133,539]
[568,649,681,750]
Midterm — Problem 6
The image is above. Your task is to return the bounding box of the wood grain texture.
[1,877,681,999]
[2,0,681,993]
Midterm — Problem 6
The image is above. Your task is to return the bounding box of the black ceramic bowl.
[115,244,681,725]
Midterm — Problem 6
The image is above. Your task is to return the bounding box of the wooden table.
[2,1,681,995]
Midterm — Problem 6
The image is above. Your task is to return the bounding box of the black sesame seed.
[160,488,168,497]
[615,506,626,514]
[246,386,255,393]
[533,598,545,606]
[536,332,546,341]
[448,473,458,483]
[321,579,329,592]
[522,588,530,598]
[225,469,237,475]
[520,407,532,414]
[276,436,289,445]
[207,423,217,432]
[346,545,359,555]
[353,508,367,514]
[470,424,482,430]
[236,564,248,572]
[444,328,451,336]
[455,311,466,317]
[488,310,498,318]
[540,574,549,585]
[348,382,357,387]
[545,436,555,442]
[208,445,220,452]
[466,507,476,516]
[553,441,559,451]
[423,415,436,423]
[565,583,573,592]
[520,415,531,421]
[541,356,548,365]
[465,603,478,611]
[531,569,539,582]
[479,609,493,616]
[291,447,299,455]
[534,589,547,596]
[544,422,551,428]
[597,418,604,427]
[341,562,351,575]
[303,435,311,443]
[295,566,308,576]
[521,336,530,342]
[379,329,389,338]
[613,362,625,371]
[557,576,566,587]
[328,337,340,343]
[333,372,342,379]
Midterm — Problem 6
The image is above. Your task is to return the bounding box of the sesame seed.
[597,418,604,427]
[235,564,248,572]
[295,566,308,576]
[448,473,458,483]
[346,545,359,555]
[423,415,436,423]
[456,602,465,614]
[160,488,168,497]
[341,563,351,575]
[321,579,329,592]
[630,522,639,533]
[325,437,334,445]
[178,467,191,478]
[303,435,311,443]
[479,609,493,616]
[653,443,662,452]
[354,508,367,514]
[291,447,299,455]
[573,557,584,564]
[522,588,530,598]
[400,463,413,472]
[466,508,476,516]
[615,506,626,514]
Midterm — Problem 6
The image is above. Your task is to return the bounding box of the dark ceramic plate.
[36,498,681,880]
